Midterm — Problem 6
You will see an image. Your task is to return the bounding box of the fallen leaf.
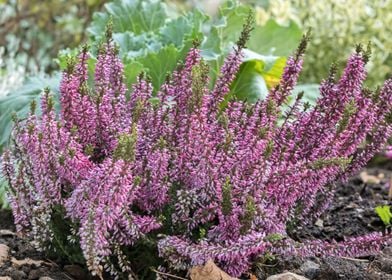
[190,260,239,280]
[11,257,43,267]
[0,230,16,237]
[249,274,258,280]
[0,244,9,266]
[389,177,392,200]
[315,219,324,228]
[266,272,309,280]
[360,171,381,184]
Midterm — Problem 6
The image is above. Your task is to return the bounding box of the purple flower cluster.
[2,32,392,277]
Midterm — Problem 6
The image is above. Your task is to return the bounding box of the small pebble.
[300,260,320,279]
[267,272,310,280]
[10,270,27,280]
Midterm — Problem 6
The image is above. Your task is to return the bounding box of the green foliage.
[310,157,352,170]
[48,206,85,264]
[240,196,256,234]
[252,0,392,86]
[231,50,287,102]
[137,45,186,92]
[265,233,284,243]
[248,19,302,56]
[375,205,392,227]
[290,84,320,106]
[113,126,138,162]
[88,0,167,37]
[86,0,301,92]
[0,0,104,73]
[86,0,206,90]
[0,178,8,209]
[0,74,60,154]
[222,177,233,216]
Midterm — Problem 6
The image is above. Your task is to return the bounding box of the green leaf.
[87,0,168,63]
[160,10,206,48]
[216,1,253,44]
[231,60,268,102]
[0,178,9,208]
[200,1,251,86]
[292,84,320,105]
[248,19,302,56]
[113,32,162,59]
[230,50,286,103]
[56,48,79,70]
[203,2,301,58]
[0,74,61,153]
[375,205,392,226]
[201,27,223,61]
[88,0,167,38]
[123,60,145,86]
[137,45,182,92]
[199,1,299,91]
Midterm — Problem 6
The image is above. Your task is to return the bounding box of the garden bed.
[0,210,95,280]
[0,168,391,280]
[260,168,392,280]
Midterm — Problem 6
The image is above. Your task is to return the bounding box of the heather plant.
[2,20,392,279]
[0,1,300,210]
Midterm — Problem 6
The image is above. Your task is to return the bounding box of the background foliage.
[249,0,392,86]
[0,0,105,73]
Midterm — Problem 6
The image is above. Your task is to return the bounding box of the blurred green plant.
[0,47,25,99]
[252,0,392,86]
[0,74,61,154]
[82,0,302,91]
[0,0,104,73]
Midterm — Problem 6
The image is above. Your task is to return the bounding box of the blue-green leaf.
[137,45,182,92]
[88,0,167,38]
[0,74,61,153]
[248,19,302,56]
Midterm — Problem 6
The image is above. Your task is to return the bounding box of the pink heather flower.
[386,146,392,159]
[291,232,392,258]
[211,49,243,101]
[268,56,304,107]
[3,30,392,278]
[60,49,97,148]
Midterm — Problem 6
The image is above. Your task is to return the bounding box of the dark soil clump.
[0,209,14,231]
